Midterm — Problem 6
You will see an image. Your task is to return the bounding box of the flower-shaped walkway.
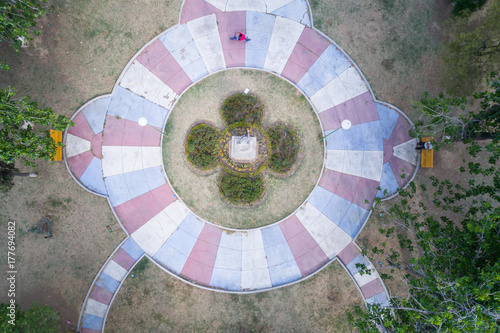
[67,1,418,332]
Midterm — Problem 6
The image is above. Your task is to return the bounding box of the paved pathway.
[68,1,418,332]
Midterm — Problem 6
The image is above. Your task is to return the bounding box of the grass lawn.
[0,0,453,332]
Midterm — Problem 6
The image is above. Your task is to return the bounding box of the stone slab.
[81,97,111,135]
[85,298,108,319]
[121,237,145,261]
[67,150,94,180]
[79,157,107,195]
[95,273,120,294]
[68,112,95,141]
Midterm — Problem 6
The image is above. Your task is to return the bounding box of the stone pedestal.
[230,135,257,162]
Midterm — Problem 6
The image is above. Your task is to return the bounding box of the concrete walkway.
[68,1,418,332]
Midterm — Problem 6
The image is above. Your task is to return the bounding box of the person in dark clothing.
[415,141,433,150]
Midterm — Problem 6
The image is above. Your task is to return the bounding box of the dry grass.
[163,69,324,229]
[105,258,362,333]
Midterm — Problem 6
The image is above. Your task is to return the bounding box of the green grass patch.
[221,93,263,125]
[267,124,300,174]
[186,124,220,170]
[218,170,265,205]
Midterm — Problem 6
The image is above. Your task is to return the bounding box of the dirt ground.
[105,258,362,333]
[0,0,456,332]
[163,69,324,229]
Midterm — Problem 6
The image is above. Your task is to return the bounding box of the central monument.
[229,128,257,162]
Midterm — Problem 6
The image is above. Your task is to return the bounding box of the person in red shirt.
[237,32,246,41]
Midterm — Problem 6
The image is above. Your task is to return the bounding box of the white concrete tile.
[147,210,178,242]
[85,299,108,318]
[186,14,219,38]
[296,202,322,228]
[226,0,267,11]
[164,200,190,227]
[131,223,165,257]
[264,16,304,74]
[341,150,365,176]
[353,268,378,286]
[103,260,128,282]
[304,213,337,246]
[320,226,352,259]
[266,0,295,12]
[393,139,418,165]
[192,31,226,73]
[241,268,272,290]
[361,151,384,181]
[323,75,351,106]
[241,229,265,250]
[242,249,268,269]
[66,133,90,158]
[119,61,178,110]
[338,67,368,98]
[325,150,346,172]
[310,87,334,113]
[101,146,124,177]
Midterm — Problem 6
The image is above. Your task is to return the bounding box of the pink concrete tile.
[166,68,193,95]
[114,200,147,234]
[354,177,379,210]
[389,156,416,188]
[295,245,329,276]
[81,328,100,333]
[337,242,360,265]
[383,138,393,164]
[180,260,214,286]
[318,107,342,131]
[148,51,182,83]
[150,184,177,211]
[334,172,359,203]
[354,92,378,123]
[137,39,170,71]
[89,285,113,305]
[279,215,304,240]
[297,27,330,56]
[360,278,385,299]
[217,11,246,68]
[331,97,361,126]
[281,60,307,83]
[282,43,320,83]
[389,115,412,146]
[318,169,342,193]
[91,132,103,159]
[102,116,125,146]
[112,247,137,271]
[68,112,95,141]
[67,150,94,179]
[121,119,161,146]
[180,0,222,24]
[180,224,221,285]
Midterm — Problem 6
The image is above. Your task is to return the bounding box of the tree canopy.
[0,0,47,70]
[348,82,500,332]
[0,87,73,167]
[411,75,499,155]
[0,301,59,333]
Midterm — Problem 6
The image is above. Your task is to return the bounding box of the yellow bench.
[50,130,63,161]
[421,136,433,168]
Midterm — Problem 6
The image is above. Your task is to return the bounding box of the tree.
[411,75,499,156]
[0,87,73,167]
[0,160,38,193]
[448,0,488,17]
[0,0,47,70]
[347,87,500,332]
[441,1,500,95]
[0,301,59,332]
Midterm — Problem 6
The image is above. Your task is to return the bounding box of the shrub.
[221,93,263,125]
[448,0,487,16]
[218,170,265,204]
[186,124,220,170]
[267,124,299,174]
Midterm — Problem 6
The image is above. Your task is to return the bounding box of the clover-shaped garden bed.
[186,93,300,205]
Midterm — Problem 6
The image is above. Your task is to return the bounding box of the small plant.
[221,93,263,125]
[218,170,265,205]
[267,124,299,174]
[186,124,220,170]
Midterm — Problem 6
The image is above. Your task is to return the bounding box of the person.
[237,32,246,41]
[415,141,433,150]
